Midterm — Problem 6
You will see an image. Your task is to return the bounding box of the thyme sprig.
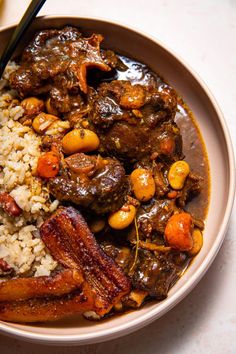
[129,216,139,274]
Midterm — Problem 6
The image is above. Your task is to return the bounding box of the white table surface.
[0,0,235,353]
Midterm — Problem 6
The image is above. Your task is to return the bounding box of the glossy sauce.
[100,56,210,319]
[116,56,210,221]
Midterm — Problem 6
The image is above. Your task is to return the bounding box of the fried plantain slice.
[0,269,83,302]
[40,207,131,315]
[0,289,94,323]
[0,207,131,323]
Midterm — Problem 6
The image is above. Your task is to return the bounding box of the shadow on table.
[0,225,233,354]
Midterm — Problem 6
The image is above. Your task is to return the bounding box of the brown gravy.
[116,55,210,221]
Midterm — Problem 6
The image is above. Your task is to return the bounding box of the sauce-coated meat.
[98,121,183,163]
[134,199,176,239]
[9,26,111,108]
[132,249,188,299]
[90,80,177,128]
[49,153,129,213]
[88,80,181,163]
[101,243,189,300]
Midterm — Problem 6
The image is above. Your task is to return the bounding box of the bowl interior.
[0,17,234,345]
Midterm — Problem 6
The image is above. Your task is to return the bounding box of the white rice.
[0,62,59,277]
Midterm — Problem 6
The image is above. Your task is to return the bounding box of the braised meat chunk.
[88,80,181,163]
[49,153,129,213]
[90,80,177,128]
[177,172,202,207]
[9,26,111,112]
[98,120,182,163]
[131,249,188,299]
[129,199,176,241]
[101,242,189,300]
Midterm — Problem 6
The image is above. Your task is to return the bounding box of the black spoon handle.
[0,0,46,77]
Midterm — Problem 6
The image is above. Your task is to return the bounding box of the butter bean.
[130,168,155,202]
[62,129,100,155]
[90,218,106,233]
[46,120,70,135]
[32,113,58,134]
[189,228,203,256]
[108,205,136,230]
[168,160,190,190]
[21,97,44,116]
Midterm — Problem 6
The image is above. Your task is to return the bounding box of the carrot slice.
[164,212,193,251]
[37,151,60,178]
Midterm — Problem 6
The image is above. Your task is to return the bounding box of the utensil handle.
[0,0,47,77]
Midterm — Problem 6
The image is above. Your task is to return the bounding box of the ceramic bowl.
[0,16,235,345]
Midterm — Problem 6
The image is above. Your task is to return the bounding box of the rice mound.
[0,63,58,277]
